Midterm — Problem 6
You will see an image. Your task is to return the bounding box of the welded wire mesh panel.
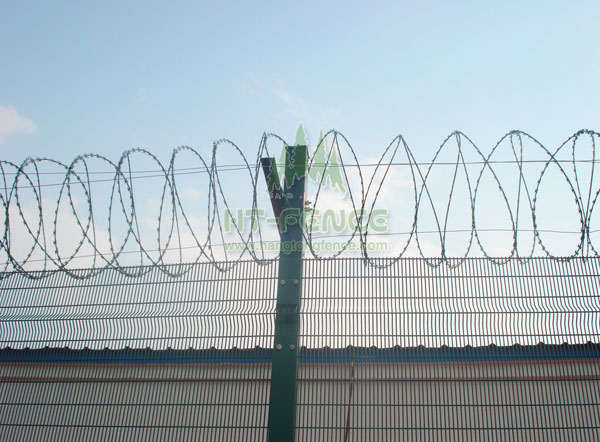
[0,260,277,441]
[0,260,277,349]
[297,258,600,441]
[1,256,600,440]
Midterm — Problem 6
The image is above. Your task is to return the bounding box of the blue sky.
[1,1,600,268]
[2,1,599,162]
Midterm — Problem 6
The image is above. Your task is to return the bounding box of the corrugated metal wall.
[296,360,600,441]
[1,358,598,441]
[0,363,270,441]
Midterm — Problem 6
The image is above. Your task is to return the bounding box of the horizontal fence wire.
[0,260,278,441]
[297,257,600,441]
[0,257,598,440]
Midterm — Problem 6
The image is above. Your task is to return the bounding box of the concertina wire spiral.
[1,129,600,279]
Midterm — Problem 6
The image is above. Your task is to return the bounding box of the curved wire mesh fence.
[0,260,277,440]
[297,257,600,441]
[0,257,599,440]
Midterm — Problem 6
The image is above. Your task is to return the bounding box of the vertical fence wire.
[0,260,278,441]
[0,257,599,440]
[297,257,600,441]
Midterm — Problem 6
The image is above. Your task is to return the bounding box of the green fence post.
[267,143,307,442]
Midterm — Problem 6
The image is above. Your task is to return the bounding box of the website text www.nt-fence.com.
[224,240,388,253]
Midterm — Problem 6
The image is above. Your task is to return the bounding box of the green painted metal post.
[267,143,307,442]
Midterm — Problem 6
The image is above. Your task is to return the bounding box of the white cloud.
[0,105,37,144]
[275,87,343,127]
[137,86,149,104]
[277,88,303,107]
[180,186,203,201]
[238,73,262,96]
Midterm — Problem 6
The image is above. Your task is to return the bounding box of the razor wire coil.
[1,129,600,279]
